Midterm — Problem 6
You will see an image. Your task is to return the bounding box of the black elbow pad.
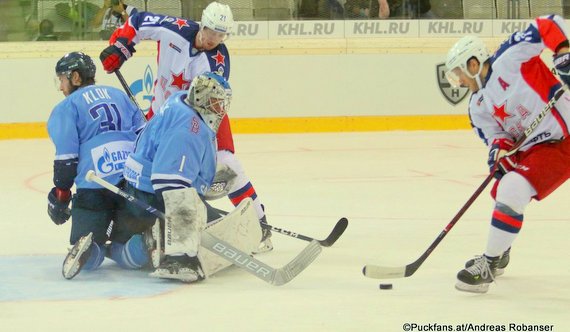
[53,158,78,190]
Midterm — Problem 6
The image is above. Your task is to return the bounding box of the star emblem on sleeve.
[492,103,511,122]
[211,51,226,66]
[173,18,189,30]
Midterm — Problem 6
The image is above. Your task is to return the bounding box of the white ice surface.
[1,131,569,331]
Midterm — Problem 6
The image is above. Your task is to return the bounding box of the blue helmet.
[55,52,96,81]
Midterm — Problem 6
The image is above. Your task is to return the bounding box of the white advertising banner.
[230,19,538,40]
[0,18,563,124]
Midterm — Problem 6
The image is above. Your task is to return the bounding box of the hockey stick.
[85,170,322,286]
[263,218,348,247]
[207,205,348,247]
[363,86,568,279]
[114,69,146,120]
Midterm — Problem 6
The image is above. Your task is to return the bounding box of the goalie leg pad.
[198,198,262,277]
[163,187,207,257]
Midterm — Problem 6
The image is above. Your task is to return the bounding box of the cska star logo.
[170,71,190,90]
[173,18,189,30]
[436,63,469,105]
[211,51,226,66]
[493,103,511,122]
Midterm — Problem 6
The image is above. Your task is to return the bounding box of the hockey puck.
[379,283,393,290]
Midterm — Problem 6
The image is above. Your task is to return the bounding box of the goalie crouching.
[67,72,262,282]
[127,72,260,282]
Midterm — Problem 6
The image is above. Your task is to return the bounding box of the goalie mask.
[186,72,232,132]
[445,36,490,89]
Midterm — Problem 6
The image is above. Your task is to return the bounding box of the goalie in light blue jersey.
[47,52,146,280]
[119,72,232,282]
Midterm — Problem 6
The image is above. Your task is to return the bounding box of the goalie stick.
[207,205,348,247]
[363,85,568,279]
[85,170,322,286]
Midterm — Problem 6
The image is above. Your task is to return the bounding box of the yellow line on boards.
[0,115,470,140]
[233,115,471,133]
[0,122,49,140]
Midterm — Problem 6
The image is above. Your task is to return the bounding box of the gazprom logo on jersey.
[124,157,143,188]
[129,65,155,115]
[91,141,134,176]
[436,63,469,106]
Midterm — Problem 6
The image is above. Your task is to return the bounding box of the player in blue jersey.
[119,72,232,282]
[99,2,273,253]
[47,52,147,280]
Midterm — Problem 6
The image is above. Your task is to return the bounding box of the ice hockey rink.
[1,130,569,332]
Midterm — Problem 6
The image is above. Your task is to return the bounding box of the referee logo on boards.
[436,63,469,105]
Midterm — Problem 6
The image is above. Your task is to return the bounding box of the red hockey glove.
[100,38,136,73]
[487,138,516,179]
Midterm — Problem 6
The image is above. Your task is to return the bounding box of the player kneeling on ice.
[445,15,570,293]
[113,72,262,283]
[47,52,146,279]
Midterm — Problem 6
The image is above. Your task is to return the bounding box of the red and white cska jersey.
[110,11,231,117]
[469,15,570,151]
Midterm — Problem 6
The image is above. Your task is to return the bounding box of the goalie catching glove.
[205,164,237,200]
[47,187,71,225]
[100,38,136,73]
[487,138,517,179]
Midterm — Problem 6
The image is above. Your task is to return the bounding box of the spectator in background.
[417,0,436,18]
[388,0,436,19]
[344,0,390,19]
[298,0,320,19]
[92,0,137,40]
[35,19,58,41]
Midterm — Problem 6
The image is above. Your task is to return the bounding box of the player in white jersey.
[99,2,273,253]
[445,14,570,293]
[47,52,147,280]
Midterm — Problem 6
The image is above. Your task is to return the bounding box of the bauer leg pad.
[163,187,207,257]
[198,198,262,277]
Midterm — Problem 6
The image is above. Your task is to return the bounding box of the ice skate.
[62,232,93,280]
[143,220,163,269]
[149,255,205,283]
[253,224,273,254]
[465,247,510,276]
[456,255,500,293]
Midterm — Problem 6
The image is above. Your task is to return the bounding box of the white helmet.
[186,72,232,132]
[201,2,234,34]
[445,35,490,88]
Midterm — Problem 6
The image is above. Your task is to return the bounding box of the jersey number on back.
[89,103,123,132]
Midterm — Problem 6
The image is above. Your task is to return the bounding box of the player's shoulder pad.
[205,44,230,79]
[132,12,199,36]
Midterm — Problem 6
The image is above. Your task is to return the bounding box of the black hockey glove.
[100,37,136,73]
[553,52,570,86]
[47,187,71,225]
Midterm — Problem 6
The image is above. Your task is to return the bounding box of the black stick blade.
[319,217,348,247]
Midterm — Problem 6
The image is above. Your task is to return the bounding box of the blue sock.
[110,235,149,269]
[83,242,105,271]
